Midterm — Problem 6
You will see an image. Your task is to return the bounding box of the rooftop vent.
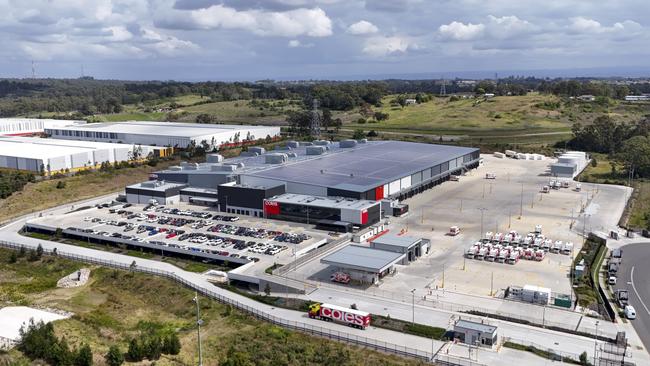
[265,153,288,164]
[206,154,224,163]
[286,141,300,148]
[306,146,327,155]
[340,139,357,148]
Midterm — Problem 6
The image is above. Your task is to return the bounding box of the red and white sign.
[263,200,280,215]
[319,304,370,327]
[360,209,368,225]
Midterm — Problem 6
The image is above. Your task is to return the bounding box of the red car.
[165,232,177,239]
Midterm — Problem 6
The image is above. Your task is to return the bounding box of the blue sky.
[0,0,648,80]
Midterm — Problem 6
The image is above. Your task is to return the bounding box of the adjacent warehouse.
[46,121,281,149]
[0,137,164,173]
[550,151,589,178]
[0,118,85,136]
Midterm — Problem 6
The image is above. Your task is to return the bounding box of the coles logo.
[321,307,366,326]
[264,201,278,207]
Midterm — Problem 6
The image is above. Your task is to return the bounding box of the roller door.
[388,180,400,195]
[400,176,411,190]
[411,171,422,185]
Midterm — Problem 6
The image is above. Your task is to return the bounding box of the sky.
[0,0,649,80]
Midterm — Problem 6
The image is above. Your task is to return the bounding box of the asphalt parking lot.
[612,243,650,352]
[25,201,328,270]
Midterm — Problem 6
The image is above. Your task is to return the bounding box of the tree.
[144,336,162,360]
[9,250,18,263]
[36,243,44,259]
[373,111,389,121]
[126,338,144,362]
[619,135,650,177]
[163,333,181,355]
[19,245,26,257]
[104,345,124,366]
[352,129,365,140]
[264,282,271,296]
[75,343,93,366]
[196,113,217,124]
[579,351,590,365]
[56,180,66,189]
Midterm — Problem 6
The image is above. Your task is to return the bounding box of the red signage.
[320,306,369,327]
[374,185,384,200]
[264,200,280,215]
[361,209,368,225]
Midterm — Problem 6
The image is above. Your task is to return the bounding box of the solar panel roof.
[244,141,477,192]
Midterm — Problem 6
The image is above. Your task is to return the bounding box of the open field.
[0,248,425,366]
[0,159,179,223]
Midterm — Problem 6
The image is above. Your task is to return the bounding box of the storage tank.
[339,139,357,148]
[265,153,288,164]
[306,146,327,155]
[248,147,265,155]
[206,154,224,163]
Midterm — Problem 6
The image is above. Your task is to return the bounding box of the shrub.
[105,345,124,366]
[56,181,66,189]
[356,118,367,124]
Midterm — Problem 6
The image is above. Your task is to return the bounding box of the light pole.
[410,288,416,324]
[193,292,203,366]
[478,208,488,237]
[593,320,600,364]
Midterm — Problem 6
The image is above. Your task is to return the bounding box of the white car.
[608,276,617,285]
[625,305,636,320]
[83,216,92,222]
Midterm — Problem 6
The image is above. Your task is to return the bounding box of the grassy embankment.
[0,248,427,366]
[577,154,650,229]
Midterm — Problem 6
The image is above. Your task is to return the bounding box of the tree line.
[17,319,182,366]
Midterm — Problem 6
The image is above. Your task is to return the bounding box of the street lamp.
[593,320,599,364]
[410,288,416,324]
[478,208,488,237]
[193,292,203,366]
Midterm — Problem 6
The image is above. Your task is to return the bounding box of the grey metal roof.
[270,193,378,210]
[243,141,478,192]
[372,233,421,248]
[321,245,405,273]
[47,121,274,138]
[455,320,497,334]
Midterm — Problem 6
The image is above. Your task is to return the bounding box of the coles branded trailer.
[308,303,371,329]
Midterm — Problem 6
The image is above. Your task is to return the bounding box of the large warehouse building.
[0,118,86,136]
[45,121,281,149]
[129,139,480,230]
[0,137,165,173]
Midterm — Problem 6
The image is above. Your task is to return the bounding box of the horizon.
[0,1,648,80]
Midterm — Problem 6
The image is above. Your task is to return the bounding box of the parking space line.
[630,266,650,316]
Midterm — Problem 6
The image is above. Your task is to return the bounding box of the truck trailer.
[308,303,371,329]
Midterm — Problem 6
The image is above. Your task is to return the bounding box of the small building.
[320,245,406,285]
[453,319,498,347]
[521,284,551,305]
[125,181,187,205]
[404,98,417,105]
[370,233,429,263]
[218,183,286,217]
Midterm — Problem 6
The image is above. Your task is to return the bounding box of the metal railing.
[0,240,436,363]
[502,336,587,364]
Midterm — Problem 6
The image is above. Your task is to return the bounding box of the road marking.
[630,266,650,316]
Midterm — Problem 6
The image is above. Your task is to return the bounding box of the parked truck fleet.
[464,226,574,265]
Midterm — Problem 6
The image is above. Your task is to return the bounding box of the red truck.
[308,303,371,329]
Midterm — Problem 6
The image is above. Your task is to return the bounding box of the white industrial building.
[45,121,281,149]
[0,118,85,136]
[550,151,589,178]
[0,137,163,173]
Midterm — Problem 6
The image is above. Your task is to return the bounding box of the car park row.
[464,227,574,265]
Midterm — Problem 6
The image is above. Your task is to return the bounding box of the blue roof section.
[244,141,478,192]
[321,245,406,273]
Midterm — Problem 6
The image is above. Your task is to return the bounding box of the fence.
[502,336,587,364]
[0,240,440,364]
[434,354,488,366]
[282,270,617,340]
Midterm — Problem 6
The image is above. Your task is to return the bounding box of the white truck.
[561,242,574,255]
[551,240,563,253]
[534,249,545,261]
[497,248,509,263]
[507,250,520,264]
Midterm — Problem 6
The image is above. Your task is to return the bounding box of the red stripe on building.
[361,209,368,224]
[264,201,280,215]
[374,185,384,200]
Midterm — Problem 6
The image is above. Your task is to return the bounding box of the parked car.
[625,305,636,320]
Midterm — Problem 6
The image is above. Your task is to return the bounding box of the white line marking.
[630,266,650,316]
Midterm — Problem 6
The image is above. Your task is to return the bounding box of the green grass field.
[0,248,425,366]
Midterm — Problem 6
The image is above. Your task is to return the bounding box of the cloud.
[362,36,416,56]
[157,5,333,37]
[568,17,642,35]
[365,0,421,13]
[102,26,133,42]
[346,20,378,35]
[287,39,314,47]
[438,21,485,41]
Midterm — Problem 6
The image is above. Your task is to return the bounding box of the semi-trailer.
[308,303,371,329]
